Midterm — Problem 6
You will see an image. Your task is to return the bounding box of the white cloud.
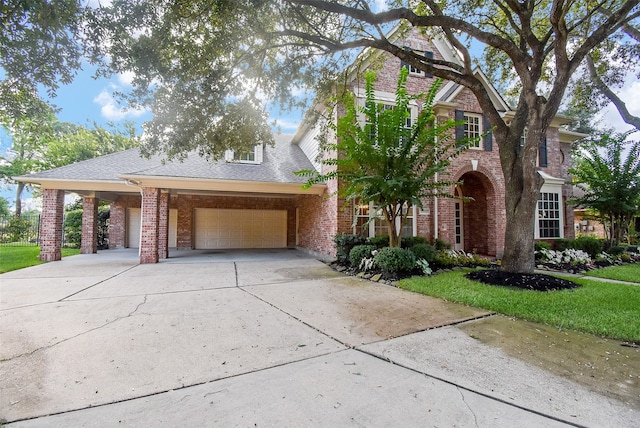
[271,117,301,133]
[374,0,388,12]
[93,88,148,121]
[117,71,136,87]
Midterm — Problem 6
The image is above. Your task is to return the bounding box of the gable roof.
[17,134,325,196]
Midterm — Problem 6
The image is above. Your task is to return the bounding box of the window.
[225,145,263,164]
[364,103,413,143]
[537,192,561,238]
[464,113,482,149]
[355,202,416,238]
[400,48,434,78]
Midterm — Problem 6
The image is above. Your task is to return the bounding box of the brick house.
[18,29,585,263]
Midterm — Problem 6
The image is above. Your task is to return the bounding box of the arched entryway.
[457,171,497,257]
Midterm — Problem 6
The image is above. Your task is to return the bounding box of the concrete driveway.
[1,249,638,427]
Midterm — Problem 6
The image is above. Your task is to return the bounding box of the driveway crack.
[457,386,479,427]
[3,295,149,362]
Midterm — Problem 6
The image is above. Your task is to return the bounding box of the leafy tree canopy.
[571,134,640,246]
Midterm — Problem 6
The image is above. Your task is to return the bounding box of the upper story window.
[400,48,434,78]
[464,113,482,149]
[520,128,549,167]
[225,145,263,164]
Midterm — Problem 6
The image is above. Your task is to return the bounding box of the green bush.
[367,235,390,248]
[433,238,451,251]
[609,245,626,255]
[627,245,638,253]
[334,233,366,264]
[98,207,110,249]
[534,241,551,252]
[349,244,377,268]
[409,243,436,262]
[573,236,603,257]
[374,247,416,273]
[400,236,428,248]
[6,216,34,242]
[554,238,573,251]
[64,209,83,247]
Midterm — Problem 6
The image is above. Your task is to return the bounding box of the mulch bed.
[466,269,581,292]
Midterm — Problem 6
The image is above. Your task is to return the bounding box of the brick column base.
[40,189,65,262]
[81,197,99,254]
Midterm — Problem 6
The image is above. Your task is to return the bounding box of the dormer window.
[225,145,263,164]
[401,48,434,78]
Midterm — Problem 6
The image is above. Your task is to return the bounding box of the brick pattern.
[108,195,141,248]
[81,197,99,254]
[140,187,160,264]
[40,189,65,262]
[158,192,170,259]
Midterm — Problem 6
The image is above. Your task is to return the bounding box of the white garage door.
[194,208,287,249]
[126,208,177,248]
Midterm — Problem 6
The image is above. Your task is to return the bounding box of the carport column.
[140,187,160,264]
[80,196,99,254]
[158,191,169,259]
[40,189,65,262]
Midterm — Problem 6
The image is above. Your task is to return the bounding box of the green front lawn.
[0,245,80,274]
[399,270,640,342]
[585,263,640,283]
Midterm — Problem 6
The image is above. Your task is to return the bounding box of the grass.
[399,269,640,342]
[584,263,640,283]
[0,245,80,273]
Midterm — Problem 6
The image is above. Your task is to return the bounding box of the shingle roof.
[21,134,317,185]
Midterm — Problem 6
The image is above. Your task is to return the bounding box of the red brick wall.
[81,197,98,254]
[158,192,169,259]
[109,195,141,248]
[40,189,65,261]
[140,187,160,264]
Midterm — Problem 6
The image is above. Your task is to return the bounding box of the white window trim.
[224,145,264,164]
[355,202,417,238]
[354,91,418,129]
[535,181,564,239]
[464,113,483,149]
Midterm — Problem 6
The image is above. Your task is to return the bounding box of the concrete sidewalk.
[1,249,638,427]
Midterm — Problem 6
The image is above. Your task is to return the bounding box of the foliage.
[534,241,551,252]
[63,209,83,247]
[399,271,640,342]
[98,207,110,250]
[373,247,416,274]
[349,244,377,268]
[537,248,592,266]
[359,256,377,272]
[409,243,436,263]
[433,238,451,251]
[0,197,10,217]
[298,68,470,248]
[367,235,389,249]
[333,233,366,265]
[415,259,433,276]
[573,236,604,258]
[433,249,491,268]
[609,245,627,255]
[571,135,640,247]
[400,236,428,248]
[5,216,34,242]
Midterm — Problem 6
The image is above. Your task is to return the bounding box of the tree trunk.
[384,205,401,248]
[15,182,24,217]
[498,119,544,273]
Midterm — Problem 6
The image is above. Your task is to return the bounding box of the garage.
[194,208,287,249]
[126,208,177,248]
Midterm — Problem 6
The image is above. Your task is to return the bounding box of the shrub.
[609,245,626,255]
[433,238,451,251]
[573,236,603,257]
[400,236,428,248]
[334,233,366,264]
[63,209,83,247]
[409,243,436,262]
[433,249,473,267]
[374,247,416,273]
[534,241,551,252]
[554,238,573,251]
[6,216,34,242]
[627,245,638,253]
[416,259,432,275]
[98,207,110,249]
[349,244,377,268]
[367,235,390,249]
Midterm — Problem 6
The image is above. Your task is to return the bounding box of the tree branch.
[586,54,640,130]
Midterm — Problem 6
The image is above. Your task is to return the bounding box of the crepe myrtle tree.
[297,68,473,248]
